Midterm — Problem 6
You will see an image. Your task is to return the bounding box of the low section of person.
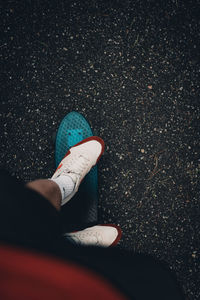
[0,137,184,300]
[26,136,122,247]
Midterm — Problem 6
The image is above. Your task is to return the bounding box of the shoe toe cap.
[103,226,119,246]
[96,225,121,247]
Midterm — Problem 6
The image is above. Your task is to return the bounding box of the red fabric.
[0,245,127,300]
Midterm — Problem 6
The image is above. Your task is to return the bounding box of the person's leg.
[0,169,61,244]
[26,180,61,211]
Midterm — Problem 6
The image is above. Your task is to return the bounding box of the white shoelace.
[62,152,90,177]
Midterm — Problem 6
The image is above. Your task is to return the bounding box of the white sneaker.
[63,224,122,247]
[51,136,104,203]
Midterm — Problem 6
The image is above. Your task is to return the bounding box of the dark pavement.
[1,1,200,299]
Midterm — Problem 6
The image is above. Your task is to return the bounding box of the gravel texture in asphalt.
[1,1,200,299]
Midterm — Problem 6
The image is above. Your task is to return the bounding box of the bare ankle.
[26,179,61,211]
